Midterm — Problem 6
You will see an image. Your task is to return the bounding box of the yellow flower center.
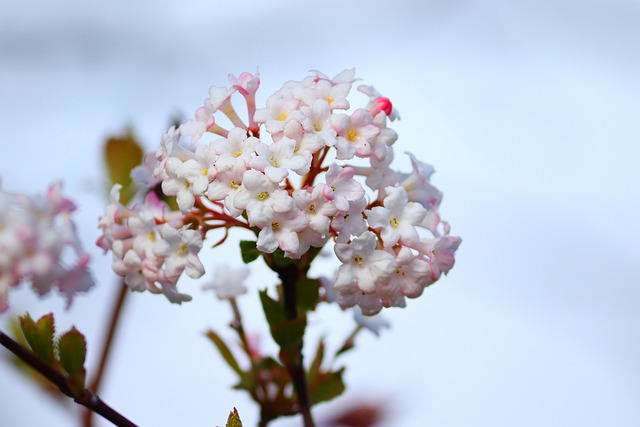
[272,222,280,231]
[353,254,363,266]
[347,129,358,142]
[278,111,288,121]
[258,191,269,201]
[390,217,400,228]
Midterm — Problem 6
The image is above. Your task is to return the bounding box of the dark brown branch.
[276,263,316,427]
[0,331,138,427]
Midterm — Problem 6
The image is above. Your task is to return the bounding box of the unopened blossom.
[202,265,249,300]
[358,84,400,121]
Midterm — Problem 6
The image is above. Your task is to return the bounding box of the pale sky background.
[1,0,639,426]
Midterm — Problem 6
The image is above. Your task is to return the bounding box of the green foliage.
[17,313,88,397]
[297,278,320,312]
[19,313,55,366]
[307,338,346,405]
[259,290,305,349]
[309,368,346,404]
[206,330,242,375]
[239,240,261,264]
[225,407,243,427]
[103,130,144,205]
[58,327,87,391]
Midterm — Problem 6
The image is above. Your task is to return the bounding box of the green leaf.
[58,327,87,388]
[103,131,144,205]
[297,277,320,312]
[206,330,243,375]
[225,407,243,427]
[271,318,306,349]
[232,372,256,393]
[259,290,286,328]
[19,313,55,366]
[307,338,325,383]
[310,368,346,405]
[239,240,261,264]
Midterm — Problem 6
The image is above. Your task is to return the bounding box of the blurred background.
[1,0,639,425]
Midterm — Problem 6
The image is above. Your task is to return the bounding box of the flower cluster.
[0,182,94,311]
[98,69,461,313]
[97,185,205,303]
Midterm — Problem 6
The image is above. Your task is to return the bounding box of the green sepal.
[57,327,87,391]
[206,330,243,375]
[103,131,144,205]
[225,407,243,427]
[19,313,55,366]
[239,240,261,264]
[297,277,320,312]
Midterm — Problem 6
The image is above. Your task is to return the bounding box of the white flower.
[256,208,309,258]
[365,186,426,249]
[333,231,395,296]
[202,265,249,299]
[234,169,294,227]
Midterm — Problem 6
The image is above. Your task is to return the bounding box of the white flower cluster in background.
[98,69,461,314]
[0,182,94,311]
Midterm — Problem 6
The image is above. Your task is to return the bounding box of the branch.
[0,331,138,427]
[276,263,316,427]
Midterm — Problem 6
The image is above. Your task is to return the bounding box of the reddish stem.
[83,281,129,427]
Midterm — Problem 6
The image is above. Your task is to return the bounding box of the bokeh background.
[1,0,639,426]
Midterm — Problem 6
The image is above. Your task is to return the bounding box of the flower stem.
[0,331,138,427]
[83,280,129,427]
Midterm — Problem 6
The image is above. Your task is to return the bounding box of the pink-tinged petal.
[256,227,279,253]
